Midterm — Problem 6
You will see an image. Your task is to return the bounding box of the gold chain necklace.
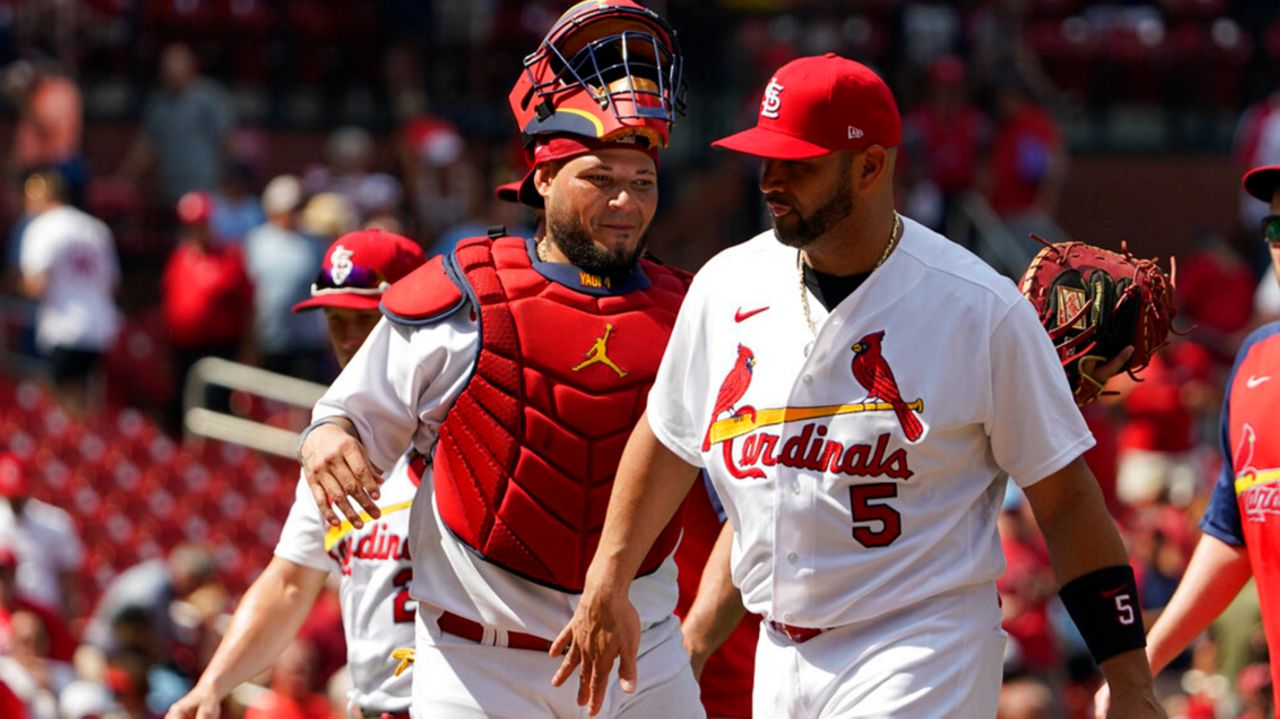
[798,212,902,357]
[536,238,551,262]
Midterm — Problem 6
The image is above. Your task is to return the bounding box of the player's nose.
[759,159,787,194]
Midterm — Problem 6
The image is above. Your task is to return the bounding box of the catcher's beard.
[771,159,855,249]
[546,207,648,279]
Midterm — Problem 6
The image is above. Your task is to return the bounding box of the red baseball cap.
[712,53,901,160]
[292,229,427,312]
[0,452,29,498]
[512,134,659,209]
[1243,165,1280,203]
[176,191,214,226]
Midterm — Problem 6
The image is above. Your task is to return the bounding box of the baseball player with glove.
[556,54,1163,718]
[1095,164,1280,715]
[297,3,705,717]
[167,229,426,719]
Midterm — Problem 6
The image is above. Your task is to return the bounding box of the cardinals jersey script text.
[647,219,1094,629]
[275,454,418,710]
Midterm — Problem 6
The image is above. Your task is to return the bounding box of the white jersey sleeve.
[312,311,478,473]
[273,475,332,573]
[647,273,713,468]
[986,295,1095,487]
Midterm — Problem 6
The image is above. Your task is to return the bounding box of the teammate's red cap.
[514,134,658,209]
[176,191,214,226]
[0,453,29,498]
[712,53,901,159]
[292,229,426,312]
[495,181,522,204]
[1243,165,1280,203]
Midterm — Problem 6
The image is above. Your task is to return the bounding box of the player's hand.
[1092,682,1111,719]
[299,421,381,528]
[165,685,222,719]
[549,581,641,716]
[1075,346,1134,405]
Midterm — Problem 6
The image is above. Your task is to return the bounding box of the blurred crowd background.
[0,0,1279,717]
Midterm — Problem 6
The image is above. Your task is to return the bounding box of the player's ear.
[856,146,891,191]
[534,160,563,203]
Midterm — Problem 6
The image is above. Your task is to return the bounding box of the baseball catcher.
[1019,237,1178,406]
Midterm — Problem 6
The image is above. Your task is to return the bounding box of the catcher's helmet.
[508,0,686,150]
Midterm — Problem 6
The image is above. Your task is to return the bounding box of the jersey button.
[786,552,798,564]
[802,374,813,384]
[791,481,801,495]
[782,612,795,622]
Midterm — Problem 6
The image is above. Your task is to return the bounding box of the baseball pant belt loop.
[438,610,554,652]
[768,620,827,643]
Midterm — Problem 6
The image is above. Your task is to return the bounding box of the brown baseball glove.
[1019,238,1178,406]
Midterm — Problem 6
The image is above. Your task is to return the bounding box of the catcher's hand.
[1019,239,1177,406]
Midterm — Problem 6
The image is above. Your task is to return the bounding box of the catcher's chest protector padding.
[433,236,689,592]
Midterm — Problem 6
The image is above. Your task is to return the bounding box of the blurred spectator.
[996,485,1060,676]
[210,162,265,246]
[161,191,253,431]
[1176,232,1256,360]
[0,544,75,663]
[17,170,120,414]
[0,678,24,719]
[244,175,327,382]
[902,56,990,236]
[996,676,1053,719]
[1113,341,1216,510]
[242,640,330,719]
[118,43,236,205]
[83,544,220,659]
[0,453,85,621]
[982,79,1067,263]
[4,62,86,207]
[304,127,403,223]
[1234,88,1280,231]
[57,681,123,719]
[298,192,358,242]
[1236,663,1274,719]
[0,610,75,719]
[399,113,479,241]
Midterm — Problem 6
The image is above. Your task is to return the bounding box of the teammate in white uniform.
[166,229,426,719]
[558,54,1163,718]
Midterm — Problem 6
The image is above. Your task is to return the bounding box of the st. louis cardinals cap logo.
[329,245,355,286]
[761,78,784,119]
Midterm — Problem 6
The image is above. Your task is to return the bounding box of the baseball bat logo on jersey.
[703,331,925,480]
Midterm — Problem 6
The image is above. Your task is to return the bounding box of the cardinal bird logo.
[703,344,758,451]
[851,331,925,443]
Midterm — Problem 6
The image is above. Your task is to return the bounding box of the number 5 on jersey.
[849,483,901,548]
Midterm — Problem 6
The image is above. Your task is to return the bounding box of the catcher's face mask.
[509,0,686,149]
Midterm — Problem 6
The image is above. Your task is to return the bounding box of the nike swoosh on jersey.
[735,306,769,322]
[1247,375,1271,389]
[1101,585,1130,598]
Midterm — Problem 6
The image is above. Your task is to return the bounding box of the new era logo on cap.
[714,53,901,160]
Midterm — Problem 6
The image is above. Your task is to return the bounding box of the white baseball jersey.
[18,205,120,353]
[647,218,1094,630]
[275,453,419,711]
[311,310,679,643]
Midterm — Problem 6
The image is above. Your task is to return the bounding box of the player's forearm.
[586,412,700,591]
[1023,458,1130,582]
[194,557,326,696]
[681,521,746,665]
[1144,534,1251,674]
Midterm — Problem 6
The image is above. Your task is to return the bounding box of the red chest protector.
[382,236,690,592]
